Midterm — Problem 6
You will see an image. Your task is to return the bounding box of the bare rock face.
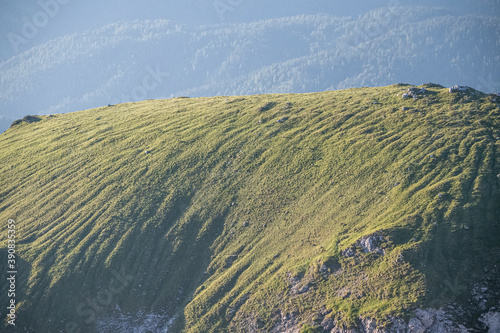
[405,308,470,333]
[359,317,384,333]
[402,87,428,99]
[448,85,481,100]
[342,233,385,257]
[96,310,174,333]
[408,318,425,333]
[290,307,500,333]
[448,85,473,94]
[415,309,435,328]
[321,316,336,331]
[238,306,500,333]
[271,311,300,333]
[342,247,356,257]
[330,327,361,333]
[480,311,500,333]
[358,235,384,254]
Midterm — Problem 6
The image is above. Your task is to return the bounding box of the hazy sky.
[1,0,498,62]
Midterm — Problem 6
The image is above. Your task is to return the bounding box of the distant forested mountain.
[1,6,499,132]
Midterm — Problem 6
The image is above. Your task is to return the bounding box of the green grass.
[0,85,499,332]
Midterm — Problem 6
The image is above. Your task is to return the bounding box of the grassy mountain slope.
[1,85,499,332]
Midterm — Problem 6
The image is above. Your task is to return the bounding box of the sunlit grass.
[0,85,498,332]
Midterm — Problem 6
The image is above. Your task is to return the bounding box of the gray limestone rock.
[415,309,435,328]
[408,318,425,333]
[480,311,500,333]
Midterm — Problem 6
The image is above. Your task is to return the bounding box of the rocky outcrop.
[402,87,428,99]
[411,308,468,333]
[488,93,500,104]
[414,309,435,329]
[96,310,175,333]
[342,233,385,258]
[266,306,500,333]
[10,115,42,127]
[286,271,314,296]
[448,85,473,94]
[480,311,500,333]
[271,311,301,333]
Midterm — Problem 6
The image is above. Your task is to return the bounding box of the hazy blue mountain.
[1,6,499,133]
[1,0,497,61]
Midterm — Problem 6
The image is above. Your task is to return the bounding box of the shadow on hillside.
[396,194,500,329]
[24,194,230,333]
[0,248,32,332]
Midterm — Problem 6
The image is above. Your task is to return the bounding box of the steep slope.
[0,85,499,332]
